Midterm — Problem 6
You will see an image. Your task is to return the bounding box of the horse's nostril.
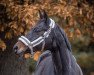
[13,46,18,51]
[13,46,18,54]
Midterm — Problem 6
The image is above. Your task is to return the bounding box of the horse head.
[13,10,55,58]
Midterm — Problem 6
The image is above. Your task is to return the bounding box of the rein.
[18,18,55,56]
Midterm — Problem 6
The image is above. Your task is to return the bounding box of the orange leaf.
[33,51,41,61]
[75,29,81,37]
[24,53,31,59]
[18,27,24,33]
[5,32,12,39]
[0,39,6,51]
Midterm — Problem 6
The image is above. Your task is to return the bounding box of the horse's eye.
[38,31,44,35]
[33,28,44,35]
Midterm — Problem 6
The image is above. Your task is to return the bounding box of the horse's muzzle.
[13,45,18,54]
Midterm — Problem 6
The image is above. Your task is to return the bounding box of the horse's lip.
[15,53,20,58]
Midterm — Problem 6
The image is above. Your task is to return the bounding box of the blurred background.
[0,0,94,75]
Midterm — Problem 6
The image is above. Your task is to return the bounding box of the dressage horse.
[13,10,83,75]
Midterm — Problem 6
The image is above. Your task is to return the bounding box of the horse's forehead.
[37,20,45,26]
[31,20,44,30]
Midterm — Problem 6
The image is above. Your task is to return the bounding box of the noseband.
[18,18,55,56]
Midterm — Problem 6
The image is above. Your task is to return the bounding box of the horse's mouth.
[14,46,41,60]
[15,52,31,60]
[15,48,32,59]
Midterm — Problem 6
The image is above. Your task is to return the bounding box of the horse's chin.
[15,48,42,61]
[15,53,31,62]
[15,51,29,60]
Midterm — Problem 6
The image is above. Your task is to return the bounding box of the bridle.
[18,18,55,56]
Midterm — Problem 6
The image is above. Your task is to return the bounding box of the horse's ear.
[38,10,48,20]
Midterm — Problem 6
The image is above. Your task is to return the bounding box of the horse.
[13,10,83,75]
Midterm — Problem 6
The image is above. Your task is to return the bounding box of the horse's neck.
[51,25,72,74]
[51,47,63,75]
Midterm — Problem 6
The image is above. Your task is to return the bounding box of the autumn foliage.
[0,0,94,50]
[0,0,94,75]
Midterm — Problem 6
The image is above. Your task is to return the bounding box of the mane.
[52,24,72,74]
[57,25,72,52]
[53,24,72,51]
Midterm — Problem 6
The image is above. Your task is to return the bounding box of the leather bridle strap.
[18,18,55,55]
